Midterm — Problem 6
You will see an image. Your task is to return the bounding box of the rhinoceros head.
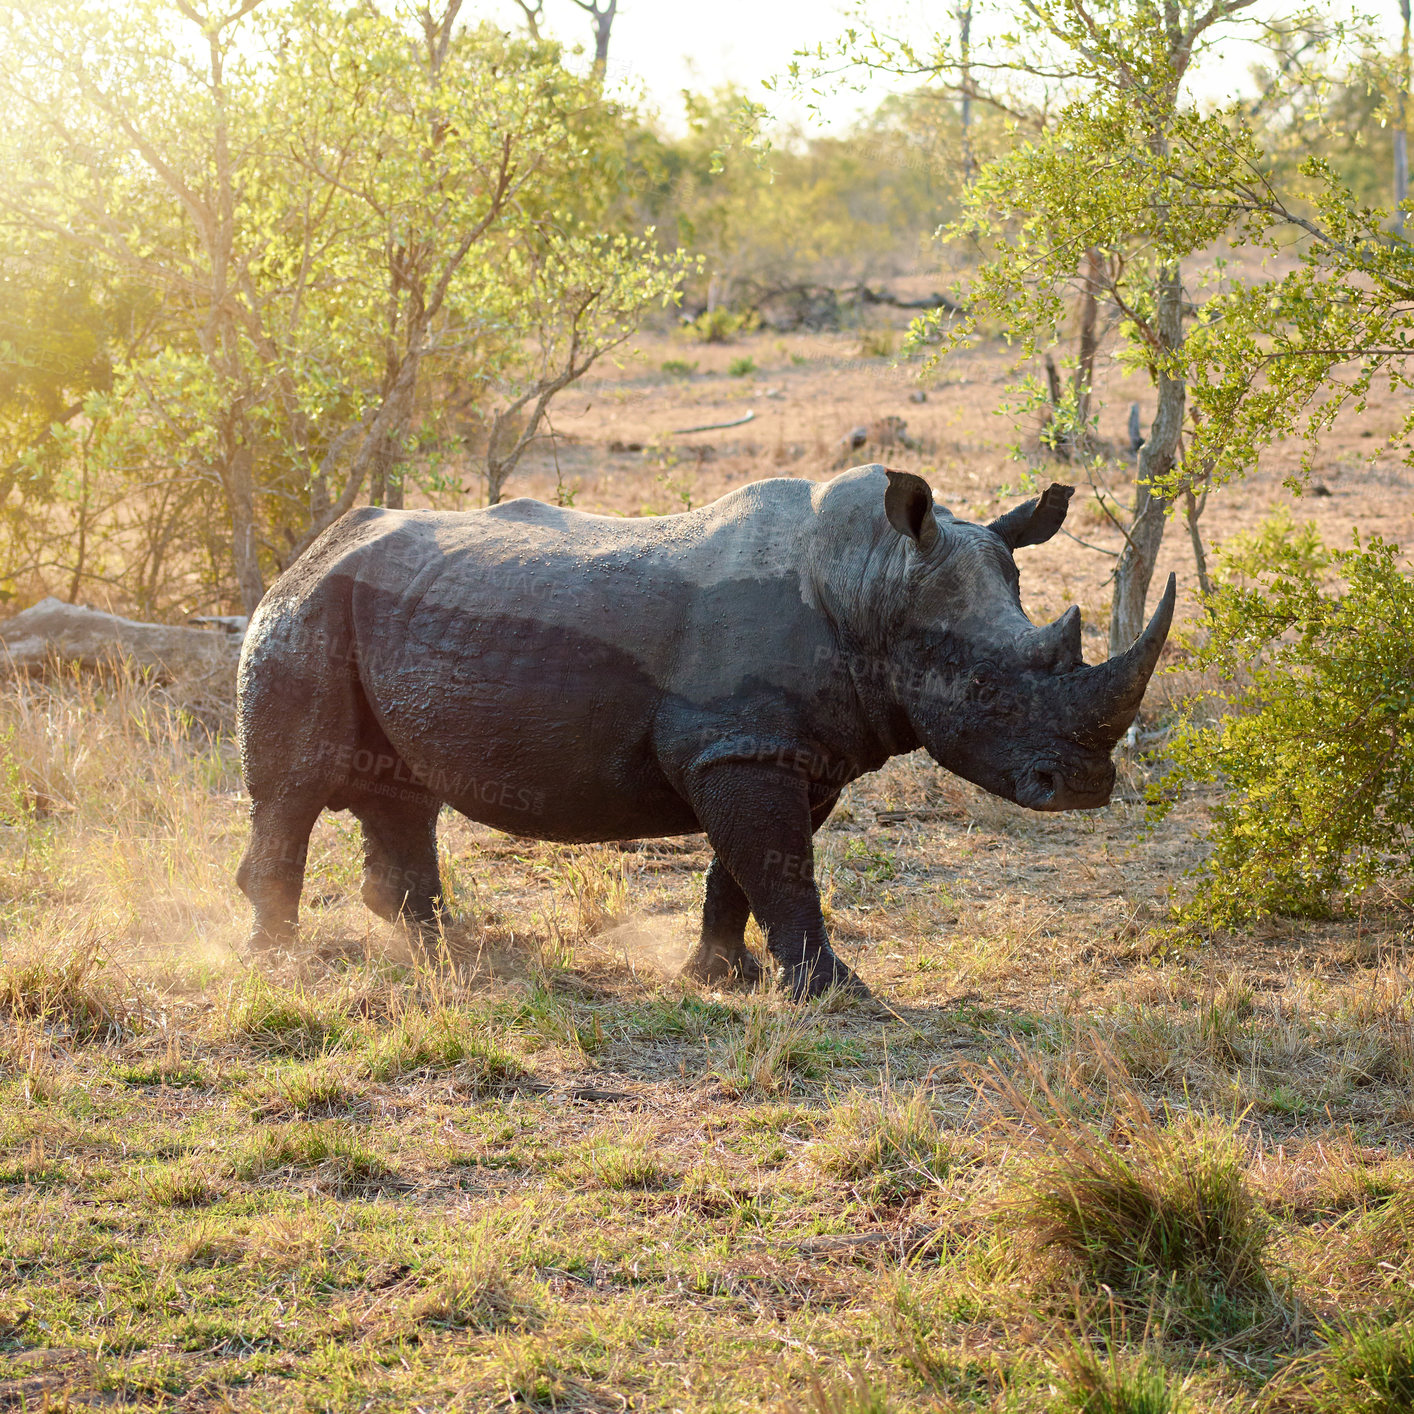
[875,469,1174,811]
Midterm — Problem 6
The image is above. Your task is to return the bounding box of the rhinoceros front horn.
[1068,573,1177,747]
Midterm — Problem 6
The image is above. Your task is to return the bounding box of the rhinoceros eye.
[969,666,1001,706]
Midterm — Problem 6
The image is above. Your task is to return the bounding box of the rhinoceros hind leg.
[237,796,325,952]
[352,794,444,942]
[681,856,762,987]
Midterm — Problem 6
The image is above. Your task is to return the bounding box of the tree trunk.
[224,443,266,617]
[958,1,974,183]
[571,0,616,76]
[1185,486,1211,598]
[67,437,90,604]
[1073,247,1102,441]
[1108,262,1185,656]
[1399,0,1411,235]
[591,0,615,75]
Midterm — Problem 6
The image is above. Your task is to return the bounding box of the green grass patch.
[1313,1319,1414,1414]
[359,1004,524,1090]
[227,1120,392,1192]
[813,1085,952,1201]
[224,974,351,1057]
[1001,1074,1278,1337]
[1051,1340,1189,1414]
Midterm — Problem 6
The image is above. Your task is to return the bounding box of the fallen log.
[0,597,242,685]
[671,410,756,434]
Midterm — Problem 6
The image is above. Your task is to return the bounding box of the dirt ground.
[2,322,1414,1412]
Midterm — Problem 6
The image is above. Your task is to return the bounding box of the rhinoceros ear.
[884,469,939,550]
[988,482,1074,550]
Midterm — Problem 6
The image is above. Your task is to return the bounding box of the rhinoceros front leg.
[684,764,866,1001]
[682,793,842,988]
[681,857,762,988]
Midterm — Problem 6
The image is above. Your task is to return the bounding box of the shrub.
[660,358,698,376]
[728,355,757,377]
[685,307,758,343]
[1154,516,1414,926]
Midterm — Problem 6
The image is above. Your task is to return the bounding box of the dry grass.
[3,332,1414,1409]
[988,1051,1280,1339]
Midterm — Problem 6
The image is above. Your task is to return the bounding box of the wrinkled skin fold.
[236,465,1174,998]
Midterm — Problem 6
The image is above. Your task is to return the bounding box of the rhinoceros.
[236,465,1174,997]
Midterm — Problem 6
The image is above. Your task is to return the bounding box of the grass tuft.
[224,974,349,1057]
[813,1085,951,1201]
[138,1159,222,1208]
[714,994,857,1095]
[0,937,139,1040]
[359,1003,524,1091]
[408,1252,535,1333]
[570,1125,674,1191]
[990,1051,1277,1336]
[488,1334,573,1410]
[1313,1320,1414,1414]
[228,1120,392,1192]
[1051,1340,1189,1414]
[803,1369,895,1413]
[248,1060,363,1119]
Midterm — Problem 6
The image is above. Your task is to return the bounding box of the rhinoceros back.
[240,478,843,841]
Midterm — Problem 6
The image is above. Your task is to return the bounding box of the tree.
[802,0,1339,654]
[0,0,684,615]
[570,0,617,77]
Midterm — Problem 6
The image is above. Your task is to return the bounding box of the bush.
[1154,515,1414,926]
[728,355,758,377]
[660,358,698,377]
[685,307,758,343]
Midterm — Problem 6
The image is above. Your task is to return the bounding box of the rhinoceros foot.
[245,922,300,959]
[782,948,871,1003]
[680,940,764,989]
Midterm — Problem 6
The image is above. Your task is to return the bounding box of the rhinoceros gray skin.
[236,464,1175,998]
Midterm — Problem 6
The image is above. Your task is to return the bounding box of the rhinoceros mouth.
[1015,761,1116,812]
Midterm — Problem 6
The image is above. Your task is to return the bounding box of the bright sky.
[479,0,1402,134]
[481,0,881,132]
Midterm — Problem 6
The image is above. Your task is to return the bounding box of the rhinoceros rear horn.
[1069,573,1176,746]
